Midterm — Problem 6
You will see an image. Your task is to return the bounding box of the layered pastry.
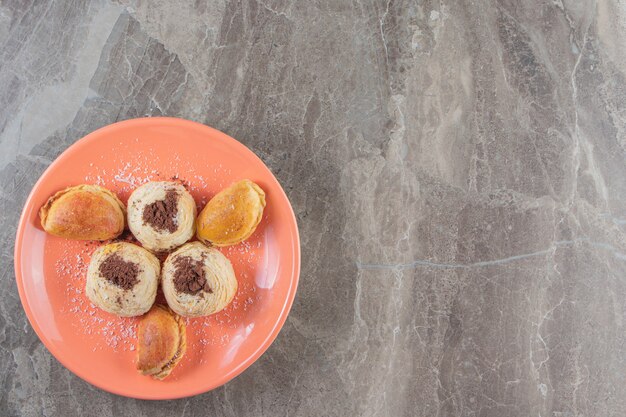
[196,179,266,247]
[162,242,237,317]
[136,305,186,380]
[127,181,196,252]
[86,242,160,317]
[39,184,126,240]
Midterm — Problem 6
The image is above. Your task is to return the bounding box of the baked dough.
[86,242,160,317]
[136,305,186,380]
[196,179,265,247]
[162,242,237,317]
[39,184,126,240]
[127,181,196,252]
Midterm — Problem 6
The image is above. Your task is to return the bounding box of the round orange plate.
[14,117,300,399]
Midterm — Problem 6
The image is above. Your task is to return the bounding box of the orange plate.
[14,117,300,399]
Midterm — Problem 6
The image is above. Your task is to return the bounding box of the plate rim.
[13,117,301,400]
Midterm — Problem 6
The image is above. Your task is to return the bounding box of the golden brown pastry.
[196,179,266,247]
[39,184,126,240]
[136,305,186,380]
[162,242,237,317]
[86,242,160,317]
[127,181,196,252]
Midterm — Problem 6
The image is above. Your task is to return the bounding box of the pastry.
[162,242,237,317]
[136,305,186,380]
[127,181,196,252]
[86,242,160,317]
[196,179,266,247]
[39,184,125,240]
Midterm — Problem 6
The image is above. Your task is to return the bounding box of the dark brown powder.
[173,256,213,295]
[99,254,139,290]
[169,175,190,190]
[142,190,179,233]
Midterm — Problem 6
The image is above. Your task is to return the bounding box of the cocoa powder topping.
[99,254,139,290]
[173,256,213,295]
[142,189,179,233]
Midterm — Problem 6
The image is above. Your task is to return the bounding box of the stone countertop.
[1,1,625,416]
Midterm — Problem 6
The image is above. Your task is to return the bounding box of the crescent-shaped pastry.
[85,242,160,317]
[39,184,126,240]
[196,179,266,247]
[127,181,196,252]
[162,242,237,317]
[136,305,186,380]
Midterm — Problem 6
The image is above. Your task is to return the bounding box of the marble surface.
[1,0,625,415]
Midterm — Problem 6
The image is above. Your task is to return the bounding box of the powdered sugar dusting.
[84,161,160,196]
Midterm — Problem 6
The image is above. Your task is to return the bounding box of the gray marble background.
[1,0,625,416]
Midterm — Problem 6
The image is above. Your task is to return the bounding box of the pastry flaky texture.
[136,305,187,380]
[196,179,266,247]
[86,242,160,317]
[39,184,126,240]
[127,181,197,252]
[162,242,237,318]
